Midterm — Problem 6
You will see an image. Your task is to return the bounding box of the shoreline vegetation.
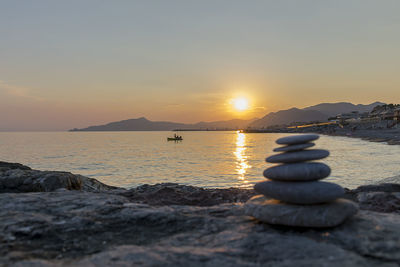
[1,161,400,265]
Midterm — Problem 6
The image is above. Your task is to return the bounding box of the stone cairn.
[245,134,358,227]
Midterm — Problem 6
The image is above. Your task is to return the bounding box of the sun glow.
[232,97,250,111]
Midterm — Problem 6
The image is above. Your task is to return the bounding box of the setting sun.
[232,97,250,111]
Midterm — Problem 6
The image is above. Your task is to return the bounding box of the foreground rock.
[0,161,117,192]
[0,162,255,204]
[345,182,400,213]
[0,162,400,266]
[0,190,399,266]
[118,183,255,206]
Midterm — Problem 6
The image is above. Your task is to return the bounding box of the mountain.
[70,117,256,131]
[70,117,188,131]
[249,108,327,128]
[249,102,384,129]
[303,102,385,117]
[71,102,385,131]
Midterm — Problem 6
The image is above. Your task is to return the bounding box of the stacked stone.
[245,134,358,228]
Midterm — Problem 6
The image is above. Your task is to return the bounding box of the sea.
[0,131,399,189]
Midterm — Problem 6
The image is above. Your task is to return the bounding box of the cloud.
[0,80,44,101]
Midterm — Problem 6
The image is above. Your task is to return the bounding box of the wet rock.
[266,149,330,163]
[245,195,358,227]
[276,134,319,145]
[254,181,344,204]
[263,162,331,181]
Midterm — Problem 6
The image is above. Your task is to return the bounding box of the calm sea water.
[0,131,399,189]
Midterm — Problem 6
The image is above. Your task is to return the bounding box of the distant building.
[381,110,395,120]
[394,109,400,121]
[336,111,360,123]
[370,104,400,121]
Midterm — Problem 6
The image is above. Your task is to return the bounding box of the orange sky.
[1,1,399,131]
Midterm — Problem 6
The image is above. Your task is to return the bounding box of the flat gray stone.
[254,180,344,204]
[273,143,315,152]
[276,134,319,145]
[263,162,331,181]
[244,195,358,227]
[266,149,329,163]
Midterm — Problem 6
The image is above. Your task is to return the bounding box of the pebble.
[276,134,319,145]
[244,195,358,228]
[263,162,331,181]
[273,143,315,152]
[254,181,344,204]
[266,149,329,163]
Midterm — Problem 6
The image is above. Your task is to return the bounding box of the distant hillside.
[70,117,188,131]
[249,102,384,129]
[71,102,385,131]
[70,117,256,131]
[249,108,327,128]
[303,102,385,117]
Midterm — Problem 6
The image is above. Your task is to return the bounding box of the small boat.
[167,134,183,141]
[167,137,183,141]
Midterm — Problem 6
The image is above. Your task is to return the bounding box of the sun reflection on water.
[234,131,251,185]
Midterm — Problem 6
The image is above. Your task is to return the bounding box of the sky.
[1,0,399,131]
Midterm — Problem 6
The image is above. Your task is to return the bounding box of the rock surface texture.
[246,134,358,227]
[1,188,400,266]
[0,162,399,266]
[0,161,117,192]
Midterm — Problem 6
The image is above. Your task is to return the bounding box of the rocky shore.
[245,126,400,145]
[328,128,400,145]
[1,161,400,266]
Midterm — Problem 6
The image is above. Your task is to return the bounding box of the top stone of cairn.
[276,134,319,145]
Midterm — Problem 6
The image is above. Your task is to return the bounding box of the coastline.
[325,128,400,145]
[1,161,400,266]
[244,127,400,145]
